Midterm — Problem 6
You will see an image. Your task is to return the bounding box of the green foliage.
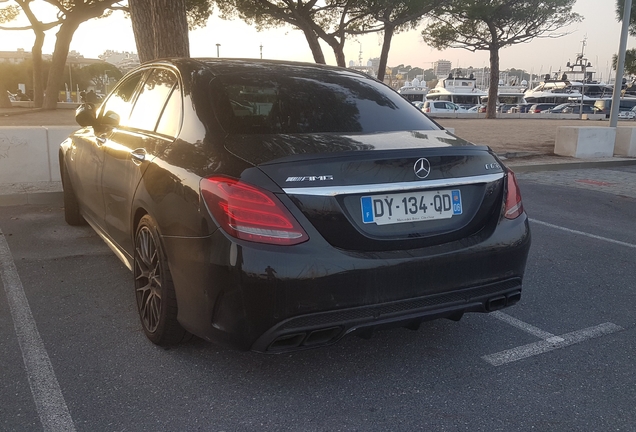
[0,4,19,23]
[612,48,636,75]
[422,0,582,51]
[185,0,213,29]
[616,0,636,36]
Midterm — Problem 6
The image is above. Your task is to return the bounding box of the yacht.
[482,80,528,105]
[524,39,613,104]
[425,72,486,107]
[398,78,428,102]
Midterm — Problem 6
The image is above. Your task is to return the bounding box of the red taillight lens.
[200,176,308,245]
[424,107,430,112]
[504,170,524,219]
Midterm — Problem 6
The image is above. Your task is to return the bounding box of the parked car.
[61,59,531,353]
[528,103,559,113]
[508,103,533,113]
[618,109,636,119]
[497,104,517,113]
[422,100,467,113]
[466,105,481,112]
[412,101,425,110]
[545,103,596,114]
[593,98,636,118]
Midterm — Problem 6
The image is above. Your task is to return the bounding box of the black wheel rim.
[135,226,162,333]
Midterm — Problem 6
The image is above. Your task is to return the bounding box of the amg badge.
[285,175,334,182]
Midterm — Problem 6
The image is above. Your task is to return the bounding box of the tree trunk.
[43,20,80,110]
[32,29,45,107]
[487,45,499,119]
[0,79,12,108]
[298,23,326,64]
[130,0,189,62]
[376,24,395,82]
[153,0,189,58]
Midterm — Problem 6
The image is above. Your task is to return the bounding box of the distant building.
[0,48,31,64]
[99,50,140,73]
[0,48,103,68]
[433,59,452,79]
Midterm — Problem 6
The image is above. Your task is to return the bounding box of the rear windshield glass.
[208,71,439,135]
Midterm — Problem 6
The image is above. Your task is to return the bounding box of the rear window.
[207,71,439,135]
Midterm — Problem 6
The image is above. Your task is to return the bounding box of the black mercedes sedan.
[60,59,530,353]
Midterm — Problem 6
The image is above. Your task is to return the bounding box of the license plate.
[361,189,462,225]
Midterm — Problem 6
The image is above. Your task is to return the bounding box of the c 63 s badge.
[286,175,334,182]
[485,162,501,170]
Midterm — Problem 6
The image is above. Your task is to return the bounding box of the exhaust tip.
[486,296,507,311]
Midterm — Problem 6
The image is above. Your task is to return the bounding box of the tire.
[62,165,86,226]
[134,214,189,346]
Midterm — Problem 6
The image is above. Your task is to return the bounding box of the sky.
[0,0,632,82]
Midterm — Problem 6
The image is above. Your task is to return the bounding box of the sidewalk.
[1,107,635,205]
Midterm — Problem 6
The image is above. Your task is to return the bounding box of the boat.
[398,78,428,102]
[482,80,528,105]
[524,39,614,104]
[425,72,487,108]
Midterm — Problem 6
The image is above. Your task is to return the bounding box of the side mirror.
[75,103,97,127]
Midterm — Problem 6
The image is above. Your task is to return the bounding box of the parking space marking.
[0,229,76,432]
[530,218,636,249]
[483,322,623,367]
[490,311,564,342]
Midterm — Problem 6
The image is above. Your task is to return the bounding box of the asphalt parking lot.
[1,165,636,431]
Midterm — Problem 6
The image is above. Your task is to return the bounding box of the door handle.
[131,148,147,164]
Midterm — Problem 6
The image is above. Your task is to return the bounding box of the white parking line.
[490,311,564,342]
[530,218,636,249]
[483,322,623,366]
[0,228,76,432]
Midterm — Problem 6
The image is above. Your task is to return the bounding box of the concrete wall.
[554,126,617,158]
[0,126,78,183]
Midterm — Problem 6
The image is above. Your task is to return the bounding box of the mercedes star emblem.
[414,158,431,179]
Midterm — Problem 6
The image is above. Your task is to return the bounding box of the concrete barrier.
[615,127,636,157]
[0,126,78,183]
[554,126,616,158]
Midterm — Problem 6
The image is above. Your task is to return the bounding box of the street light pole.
[216,44,221,58]
[610,0,632,127]
[260,44,263,59]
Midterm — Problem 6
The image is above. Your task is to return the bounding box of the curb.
[510,158,636,173]
[0,191,63,207]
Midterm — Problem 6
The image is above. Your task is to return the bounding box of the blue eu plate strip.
[361,196,374,223]
[452,190,462,215]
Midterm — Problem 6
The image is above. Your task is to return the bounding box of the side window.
[128,68,178,132]
[434,102,445,109]
[156,84,183,137]
[99,71,144,125]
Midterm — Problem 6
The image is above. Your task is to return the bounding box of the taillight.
[200,176,309,245]
[504,170,524,219]
[424,107,430,112]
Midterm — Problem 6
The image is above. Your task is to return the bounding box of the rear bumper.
[251,278,522,353]
[163,215,531,352]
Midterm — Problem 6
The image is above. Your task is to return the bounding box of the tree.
[0,1,125,109]
[43,1,125,109]
[616,0,636,35]
[0,1,62,107]
[613,49,636,76]
[422,0,582,119]
[215,0,374,67]
[347,0,446,81]
[215,0,333,65]
[129,0,212,62]
[76,62,122,92]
